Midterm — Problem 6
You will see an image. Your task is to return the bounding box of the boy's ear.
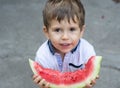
[43,26,49,39]
[80,25,86,37]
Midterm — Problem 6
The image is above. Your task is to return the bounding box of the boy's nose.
[61,32,69,40]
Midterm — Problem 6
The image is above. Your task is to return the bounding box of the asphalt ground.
[0,0,120,88]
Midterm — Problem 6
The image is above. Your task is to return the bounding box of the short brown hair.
[43,0,85,30]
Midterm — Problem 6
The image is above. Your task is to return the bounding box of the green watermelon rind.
[29,56,102,88]
[29,59,38,74]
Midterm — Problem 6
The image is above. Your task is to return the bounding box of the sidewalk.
[0,0,120,88]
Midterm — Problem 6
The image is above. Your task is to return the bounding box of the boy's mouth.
[60,43,71,47]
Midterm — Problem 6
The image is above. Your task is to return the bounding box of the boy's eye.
[54,28,61,32]
[70,27,76,31]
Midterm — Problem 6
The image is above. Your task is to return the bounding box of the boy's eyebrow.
[50,24,61,29]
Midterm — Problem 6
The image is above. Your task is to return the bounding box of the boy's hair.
[43,0,85,30]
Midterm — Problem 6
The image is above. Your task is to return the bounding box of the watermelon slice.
[29,56,102,88]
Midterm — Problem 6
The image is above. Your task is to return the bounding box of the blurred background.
[0,0,120,88]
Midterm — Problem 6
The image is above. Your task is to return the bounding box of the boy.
[32,0,99,88]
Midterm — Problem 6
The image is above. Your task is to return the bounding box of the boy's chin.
[60,49,72,54]
[56,48,73,54]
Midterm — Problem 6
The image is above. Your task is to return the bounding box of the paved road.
[0,0,120,88]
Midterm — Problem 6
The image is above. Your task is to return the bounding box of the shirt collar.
[48,40,80,55]
[48,40,55,55]
[71,40,80,53]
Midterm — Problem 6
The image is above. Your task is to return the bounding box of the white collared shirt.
[35,38,96,72]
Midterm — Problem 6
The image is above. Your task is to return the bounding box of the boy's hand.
[84,75,99,88]
[32,74,50,88]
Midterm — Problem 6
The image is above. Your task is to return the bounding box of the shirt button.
[59,64,62,66]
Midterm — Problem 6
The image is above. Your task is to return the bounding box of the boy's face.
[43,18,85,54]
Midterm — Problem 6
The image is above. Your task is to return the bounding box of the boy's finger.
[38,79,46,87]
[96,75,99,79]
[45,82,50,88]
[91,79,96,86]
[32,75,37,80]
[84,84,92,88]
[33,76,42,84]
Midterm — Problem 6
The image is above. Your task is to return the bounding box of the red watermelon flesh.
[29,56,102,88]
